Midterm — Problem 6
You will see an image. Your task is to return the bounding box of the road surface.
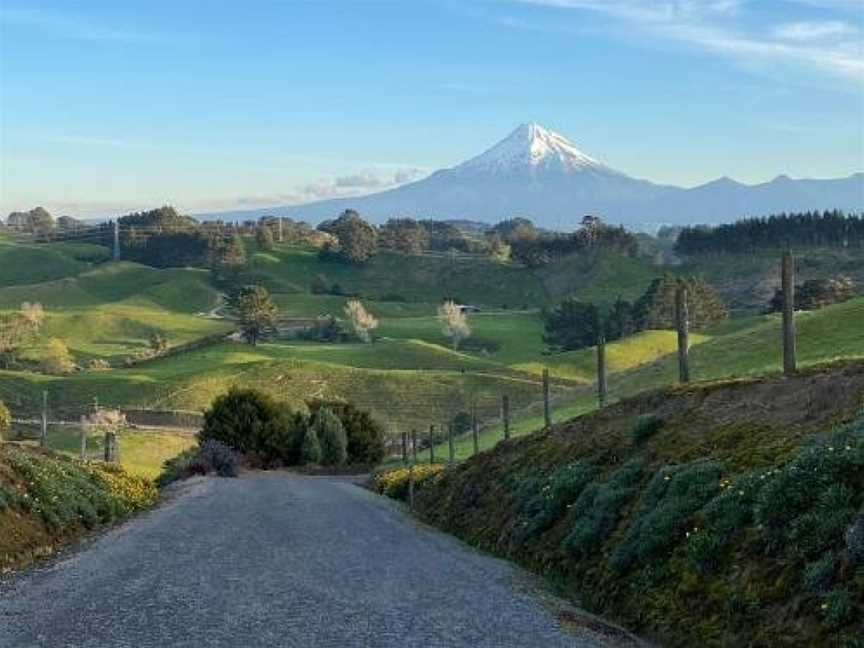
[0,473,634,647]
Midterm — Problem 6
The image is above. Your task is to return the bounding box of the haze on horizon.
[1,0,863,219]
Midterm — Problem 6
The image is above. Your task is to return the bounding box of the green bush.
[565,459,644,559]
[200,387,304,466]
[846,512,864,565]
[0,400,10,441]
[686,472,761,573]
[300,426,321,464]
[515,461,595,542]
[804,552,839,595]
[611,460,722,573]
[754,418,863,559]
[821,589,856,630]
[307,400,385,465]
[631,414,664,443]
[312,407,347,466]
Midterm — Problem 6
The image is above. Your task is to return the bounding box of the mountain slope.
[196,122,863,229]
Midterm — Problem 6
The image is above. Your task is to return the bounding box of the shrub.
[88,358,111,371]
[0,399,10,441]
[312,407,347,466]
[199,439,241,477]
[846,512,864,566]
[821,589,856,630]
[452,411,472,435]
[754,418,863,558]
[804,551,839,594]
[686,472,761,573]
[631,414,663,443]
[200,387,303,466]
[565,459,644,559]
[307,400,386,465]
[611,460,722,573]
[374,464,445,500]
[40,338,75,374]
[300,426,321,464]
[156,448,207,487]
[515,461,595,542]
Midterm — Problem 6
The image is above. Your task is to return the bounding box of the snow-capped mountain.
[197,123,864,228]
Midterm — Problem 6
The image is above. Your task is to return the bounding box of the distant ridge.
[196,123,864,228]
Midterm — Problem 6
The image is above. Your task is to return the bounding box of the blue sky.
[1,0,862,217]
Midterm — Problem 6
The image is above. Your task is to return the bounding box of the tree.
[41,338,75,374]
[379,218,428,253]
[542,299,601,351]
[306,400,386,464]
[300,426,322,464]
[605,297,636,341]
[0,400,10,442]
[149,331,169,354]
[221,233,247,267]
[256,225,275,251]
[633,275,728,330]
[766,276,856,313]
[318,210,377,264]
[20,302,44,333]
[234,285,278,345]
[438,300,471,349]
[311,407,348,466]
[452,411,472,435]
[0,312,34,367]
[200,387,304,465]
[343,299,378,343]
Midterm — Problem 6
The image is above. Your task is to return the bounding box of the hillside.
[409,361,864,647]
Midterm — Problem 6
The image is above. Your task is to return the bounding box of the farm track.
[0,473,633,647]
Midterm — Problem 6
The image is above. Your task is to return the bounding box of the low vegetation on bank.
[377,362,864,647]
[0,444,157,570]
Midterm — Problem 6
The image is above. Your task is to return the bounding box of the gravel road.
[0,473,633,648]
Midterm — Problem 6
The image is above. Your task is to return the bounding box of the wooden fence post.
[782,251,797,376]
[40,391,48,448]
[542,368,551,429]
[597,336,608,408]
[428,424,436,464]
[408,464,415,511]
[676,284,690,383]
[411,429,418,465]
[80,426,87,460]
[401,431,407,465]
[502,395,510,440]
[448,424,455,464]
[104,431,117,463]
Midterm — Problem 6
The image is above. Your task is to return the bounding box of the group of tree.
[508,216,639,267]
[199,387,386,467]
[766,275,856,313]
[542,275,728,352]
[675,211,864,255]
[0,302,45,368]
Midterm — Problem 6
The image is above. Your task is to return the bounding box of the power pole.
[113,221,120,261]
[675,284,690,383]
[782,251,797,376]
[597,336,608,408]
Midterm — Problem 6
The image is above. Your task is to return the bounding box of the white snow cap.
[456,122,605,174]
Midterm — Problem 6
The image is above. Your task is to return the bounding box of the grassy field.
[10,425,197,479]
[1,238,863,470]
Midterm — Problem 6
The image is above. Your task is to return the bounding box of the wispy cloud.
[44,135,156,149]
[235,168,427,208]
[514,0,864,82]
[0,8,152,42]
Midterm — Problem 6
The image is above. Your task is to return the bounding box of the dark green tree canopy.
[633,275,728,330]
[542,299,602,352]
[233,285,278,345]
[306,399,386,465]
[379,218,429,254]
[318,210,378,264]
